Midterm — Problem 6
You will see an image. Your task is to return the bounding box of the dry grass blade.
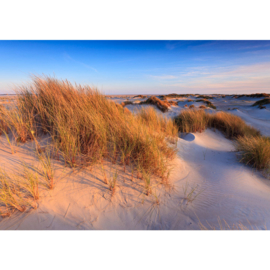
[36,148,55,190]
[0,168,27,215]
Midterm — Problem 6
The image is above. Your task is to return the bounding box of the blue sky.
[0,40,270,94]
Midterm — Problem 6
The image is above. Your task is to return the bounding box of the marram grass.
[9,76,178,179]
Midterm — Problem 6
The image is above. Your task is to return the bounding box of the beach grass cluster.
[196,95,214,100]
[175,109,259,138]
[175,109,269,171]
[0,76,178,189]
[174,109,209,133]
[195,99,216,109]
[252,98,270,108]
[141,96,171,112]
[209,111,260,139]
[236,136,270,171]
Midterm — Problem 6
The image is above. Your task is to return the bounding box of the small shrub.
[199,105,207,109]
[189,105,195,109]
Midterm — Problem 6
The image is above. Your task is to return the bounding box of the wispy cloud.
[237,43,270,50]
[63,53,98,73]
[165,62,270,93]
[148,74,178,80]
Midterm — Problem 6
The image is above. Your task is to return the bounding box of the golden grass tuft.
[195,99,216,109]
[208,111,260,139]
[12,76,177,179]
[136,107,178,139]
[0,102,36,143]
[174,109,209,133]
[236,136,270,170]
[175,109,260,139]
[175,109,269,172]
[142,96,170,112]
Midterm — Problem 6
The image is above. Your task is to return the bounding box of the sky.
[0,40,270,95]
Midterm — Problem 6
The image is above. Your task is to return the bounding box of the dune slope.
[1,128,270,230]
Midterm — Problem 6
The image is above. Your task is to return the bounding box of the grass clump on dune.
[208,111,260,139]
[252,98,270,107]
[174,109,209,133]
[141,96,170,112]
[159,94,192,98]
[0,102,37,143]
[236,136,270,170]
[121,100,133,107]
[196,99,216,109]
[12,76,177,180]
[133,95,147,98]
[174,109,269,173]
[196,95,214,100]
[175,109,260,139]
[168,100,178,106]
[136,107,178,139]
[237,93,270,98]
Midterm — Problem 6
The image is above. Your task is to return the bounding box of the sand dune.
[0,94,270,229]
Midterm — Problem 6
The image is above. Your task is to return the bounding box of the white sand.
[0,95,270,229]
